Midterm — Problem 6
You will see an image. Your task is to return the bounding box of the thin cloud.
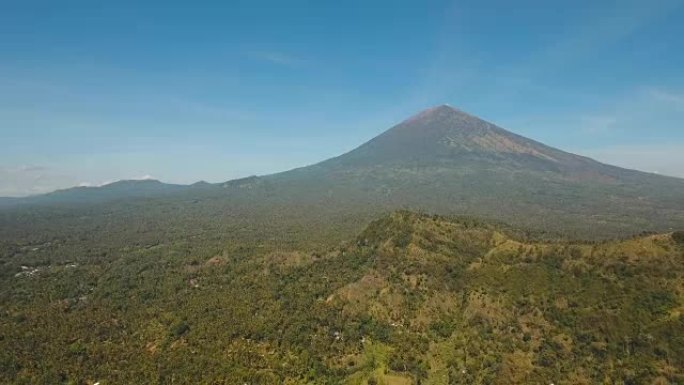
[0,165,79,197]
[95,175,154,187]
[648,88,684,108]
[579,143,684,178]
[18,165,47,172]
[579,115,618,134]
[247,51,306,67]
[436,0,684,108]
[521,0,680,77]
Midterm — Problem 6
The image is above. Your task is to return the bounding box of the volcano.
[320,105,622,175]
[3,105,684,239]
[257,105,684,237]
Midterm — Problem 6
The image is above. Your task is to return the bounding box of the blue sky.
[1,0,683,196]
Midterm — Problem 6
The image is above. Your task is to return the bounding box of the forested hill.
[2,211,682,384]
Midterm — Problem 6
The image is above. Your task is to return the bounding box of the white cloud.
[97,180,114,187]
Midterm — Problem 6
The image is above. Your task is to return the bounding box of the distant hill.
[2,105,684,239]
[0,179,190,207]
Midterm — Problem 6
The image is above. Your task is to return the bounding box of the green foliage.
[429,319,456,339]
[672,230,684,244]
[0,210,682,384]
[639,291,677,316]
[170,321,190,338]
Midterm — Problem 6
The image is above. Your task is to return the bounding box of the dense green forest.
[1,210,682,384]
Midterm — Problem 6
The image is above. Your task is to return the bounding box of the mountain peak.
[404,104,468,124]
[426,103,457,112]
[323,105,569,169]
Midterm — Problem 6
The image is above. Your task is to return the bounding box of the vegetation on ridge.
[1,210,682,384]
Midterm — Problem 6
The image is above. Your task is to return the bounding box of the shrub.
[170,321,190,338]
[672,230,684,244]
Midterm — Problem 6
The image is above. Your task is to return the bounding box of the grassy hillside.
[1,211,682,384]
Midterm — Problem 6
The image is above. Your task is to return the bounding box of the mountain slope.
[322,105,584,169]
[253,105,684,238]
[311,104,678,184]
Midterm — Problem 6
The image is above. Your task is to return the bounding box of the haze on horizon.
[2,0,684,197]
